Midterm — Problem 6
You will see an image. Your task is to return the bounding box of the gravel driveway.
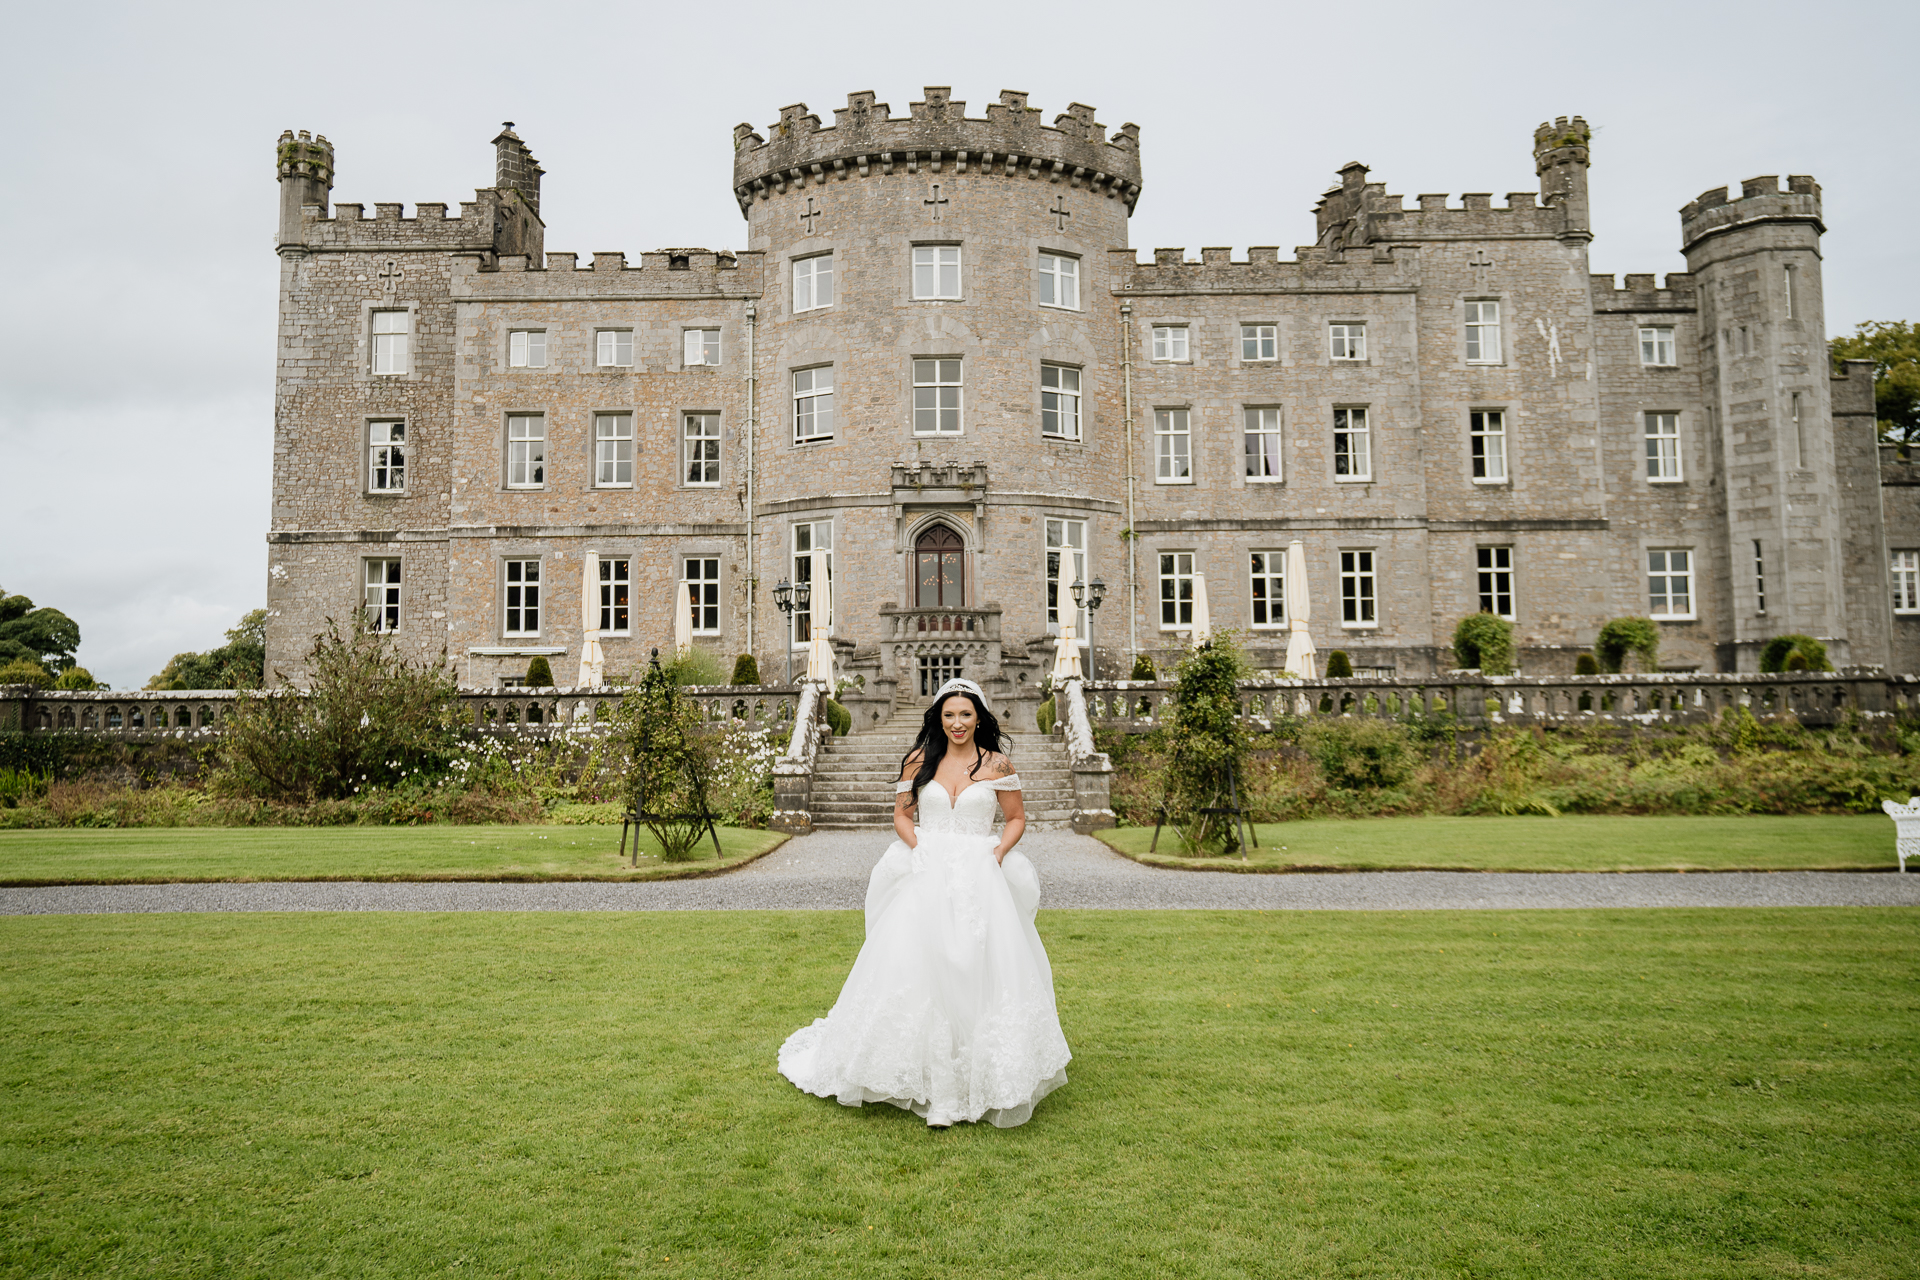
[4,829,1918,914]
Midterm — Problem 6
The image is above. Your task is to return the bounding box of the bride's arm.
[894,751,922,848]
[988,752,1024,864]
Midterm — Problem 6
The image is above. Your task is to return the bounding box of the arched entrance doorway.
[913,524,965,608]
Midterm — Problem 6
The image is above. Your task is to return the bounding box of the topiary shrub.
[823,697,852,737]
[1574,652,1601,676]
[0,658,53,688]
[1453,613,1516,675]
[1302,719,1416,791]
[1784,651,1809,671]
[525,656,554,688]
[1760,634,1833,673]
[730,654,761,686]
[1130,653,1157,681]
[1323,650,1354,679]
[1595,617,1660,674]
[1036,696,1057,735]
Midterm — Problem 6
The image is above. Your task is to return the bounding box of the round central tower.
[732,88,1143,721]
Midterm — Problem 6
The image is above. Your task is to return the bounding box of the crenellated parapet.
[450,247,765,298]
[1680,175,1823,254]
[1109,244,1419,295]
[290,194,509,252]
[729,87,1143,216]
[1589,271,1696,313]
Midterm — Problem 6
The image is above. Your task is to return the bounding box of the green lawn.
[1098,814,1902,872]
[0,825,787,886]
[2,910,1915,1278]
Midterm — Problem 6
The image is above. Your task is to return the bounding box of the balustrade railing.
[1086,671,1915,732]
[0,684,800,742]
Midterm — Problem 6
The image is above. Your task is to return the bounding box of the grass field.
[0,825,787,885]
[1,909,1914,1278]
[1097,813,1902,873]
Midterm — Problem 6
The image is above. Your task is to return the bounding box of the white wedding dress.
[777,774,1072,1127]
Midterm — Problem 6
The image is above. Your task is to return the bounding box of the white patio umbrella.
[1191,572,1213,645]
[804,557,835,686]
[577,552,605,687]
[1283,539,1318,677]
[1051,621,1082,681]
[674,580,695,656]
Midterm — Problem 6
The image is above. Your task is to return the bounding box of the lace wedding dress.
[777,774,1072,1127]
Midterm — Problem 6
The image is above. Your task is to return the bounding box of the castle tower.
[730,89,1142,714]
[1532,116,1591,241]
[1681,175,1846,666]
[275,130,334,247]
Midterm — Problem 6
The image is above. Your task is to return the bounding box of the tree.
[0,588,81,672]
[148,609,267,690]
[1830,321,1920,446]
[0,658,53,688]
[1595,617,1660,674]
[51,667,104,691]
[1452,613,1516,675]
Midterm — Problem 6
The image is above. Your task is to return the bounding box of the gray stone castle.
[267,88,1911,721]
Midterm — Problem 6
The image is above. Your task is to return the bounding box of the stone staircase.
[808,714,1078,830]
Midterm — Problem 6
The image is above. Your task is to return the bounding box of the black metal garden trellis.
[620,649,724,865]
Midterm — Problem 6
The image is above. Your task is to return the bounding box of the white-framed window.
[1477,546,1514,619]
[684,557,721,634]
[368,420,405,493]
[793,254,834,311]
[1244,408,1283,482]
[1159,552,1194,630]
[683,328,720,366]
[596,330,633,367]
[1470,409,1508,482]
[503,559,541,636]
[1041,364,1081,440]
[594,413,633,488]
[792,366,835,444]
[1152,326,1189,362]
[912,245,961,299]
[364,558,401,633]
[1333,407,1371,481]
[506,415,545,489]
[1241,324,1278,362]
[1155,409,1191,483]
[509,329,548,368]
[1892,551,1920,615]
[1039,253,1079,310]
[1645,412,1682,481]
[1465,300,1502,364]
[683,413,721,486]
[1045,518,1088,637]
[1754,540,1768,615]
[1647,549,1694,619]
[792,522,832,643]
[1329,323,1367,361]
[1249,550,1286,629]
[1340,550,1377,627]
[1639,326,1675,367]
[598,557,630,634]
[913,358,963,435]
[371,310,408,375]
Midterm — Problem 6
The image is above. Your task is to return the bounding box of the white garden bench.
[1879,797,1920,872]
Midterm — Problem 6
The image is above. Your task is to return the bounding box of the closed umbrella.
[1283,539,1317,677]
[805,560,835,686]
[577,552,604,687]
[1052,621,1082,681]
[1191,572,1212,645]
[674,579,695,656]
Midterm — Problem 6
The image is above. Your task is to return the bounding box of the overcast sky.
[3,0,1914,689]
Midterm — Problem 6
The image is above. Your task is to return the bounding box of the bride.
[777,678,1072,1128]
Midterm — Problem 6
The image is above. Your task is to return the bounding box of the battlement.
[1311,160,1564,249]
[451,248,765,298]
[1589,271,1697,313]
[1109,244,1419,295]
[1680,174,1823,253]
[276,130,333,186]
[292,192,507,251]
[730,87,1143,215]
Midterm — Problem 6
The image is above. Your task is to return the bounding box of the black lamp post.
[772,578,795,685]
[1069,576,1108,681]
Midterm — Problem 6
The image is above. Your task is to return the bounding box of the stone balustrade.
[1085,670,1917,732]
[0,684,800,742]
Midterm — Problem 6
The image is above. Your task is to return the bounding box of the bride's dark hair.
[900,689,1007,805]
